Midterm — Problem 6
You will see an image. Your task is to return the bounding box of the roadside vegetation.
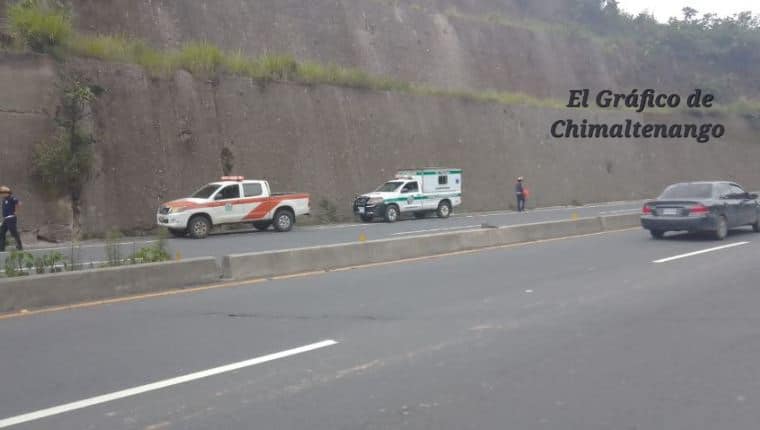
[1,233,171,278]
[31,76,98,236]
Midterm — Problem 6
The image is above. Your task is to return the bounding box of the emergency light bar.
[221,176,245,181]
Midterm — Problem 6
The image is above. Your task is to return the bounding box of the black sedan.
[641,181,760,240]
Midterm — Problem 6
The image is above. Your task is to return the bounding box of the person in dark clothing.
[515,177,526,212]
[0,186,23,252]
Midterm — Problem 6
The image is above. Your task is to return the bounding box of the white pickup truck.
[353,168,463,222]
[157,177,310,239]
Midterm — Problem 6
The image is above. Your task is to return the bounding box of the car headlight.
[367,197,383,206]
[169,207,188,214]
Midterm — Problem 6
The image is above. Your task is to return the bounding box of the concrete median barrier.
[600,213,641,231]
[0,258,220,314]
[223,214,640,280]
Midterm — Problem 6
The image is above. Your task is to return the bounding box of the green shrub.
[258,53,298,80]
[130,244,170,264]
[172,41,224,75]
[67,34,133,62]
[222,50,261,77]
[7,0,73,52]
[32,79,96,204]
[129,231,170,263]
[3,251,35,277]
[68,35,171,76]
[131,41,172,76]
[32,129,94,192]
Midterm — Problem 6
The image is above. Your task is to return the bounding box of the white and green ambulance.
[353,168,463,222]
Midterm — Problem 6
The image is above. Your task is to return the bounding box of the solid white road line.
[599,209,640,215]
[0,339,339,429]
[391,225,482,236]
[653,242,749,264]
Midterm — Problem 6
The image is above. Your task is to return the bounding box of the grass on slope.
[67,33,564,108]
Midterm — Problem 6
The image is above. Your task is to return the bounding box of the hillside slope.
[0,0,759,239]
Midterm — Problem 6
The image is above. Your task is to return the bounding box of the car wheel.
[188,216,211,239]
[436,200,452,218]
[650,230,665,239]
[252,221,272,231]
[360,214,374,223]
[713,216,728,240]
[384,205,399,223]
[753,217,760,233]
[168,228,187,238]
[413,211,427,219]
[273,209,295,232]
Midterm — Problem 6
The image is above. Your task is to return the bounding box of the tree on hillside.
[681,7,699,22]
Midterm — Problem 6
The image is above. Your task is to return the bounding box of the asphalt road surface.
[1,225,758,429]
[1,200,641,268]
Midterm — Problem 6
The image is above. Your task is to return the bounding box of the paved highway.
[0,226,758,429]
[1,200,641,268]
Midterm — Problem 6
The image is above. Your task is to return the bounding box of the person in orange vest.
[515,176,528,212]
[0,185,23,252]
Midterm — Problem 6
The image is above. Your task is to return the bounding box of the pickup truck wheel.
[360,215,374,222]
[252,221,272,231]
[188,216,211,239]
[168,228,187,238]
[384,205,399,223]
[273,209,294,232]
[436,201,452,218]
[713,216,728,240]
[413,211,427,219]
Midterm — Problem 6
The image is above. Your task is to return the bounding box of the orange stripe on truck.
[243,200,281,220]
[164,194,309,211]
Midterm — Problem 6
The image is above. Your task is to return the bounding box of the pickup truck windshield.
[376,181,404,192]
[192,184,221,199]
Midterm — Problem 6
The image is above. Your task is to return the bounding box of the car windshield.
[660,183,713,199]
[375,181,404,192]
[192,184,221,199]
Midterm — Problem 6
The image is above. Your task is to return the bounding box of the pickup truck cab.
[353,168,462,222]
[157,176,310,238]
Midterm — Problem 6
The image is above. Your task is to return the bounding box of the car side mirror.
[749,193,758,200]
[214,194,224,201]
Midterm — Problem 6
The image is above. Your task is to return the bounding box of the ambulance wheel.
[360,215,374,222]
[436,200,452,218]
[168,228,187,238]
[252,221,272,231]
[413,212,427,219]
[384,205,400,223]
[188,215,211,239]
[273,209,295,232]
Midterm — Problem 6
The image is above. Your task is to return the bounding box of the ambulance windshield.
[375,181,404,193]
[192,184,221,199]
